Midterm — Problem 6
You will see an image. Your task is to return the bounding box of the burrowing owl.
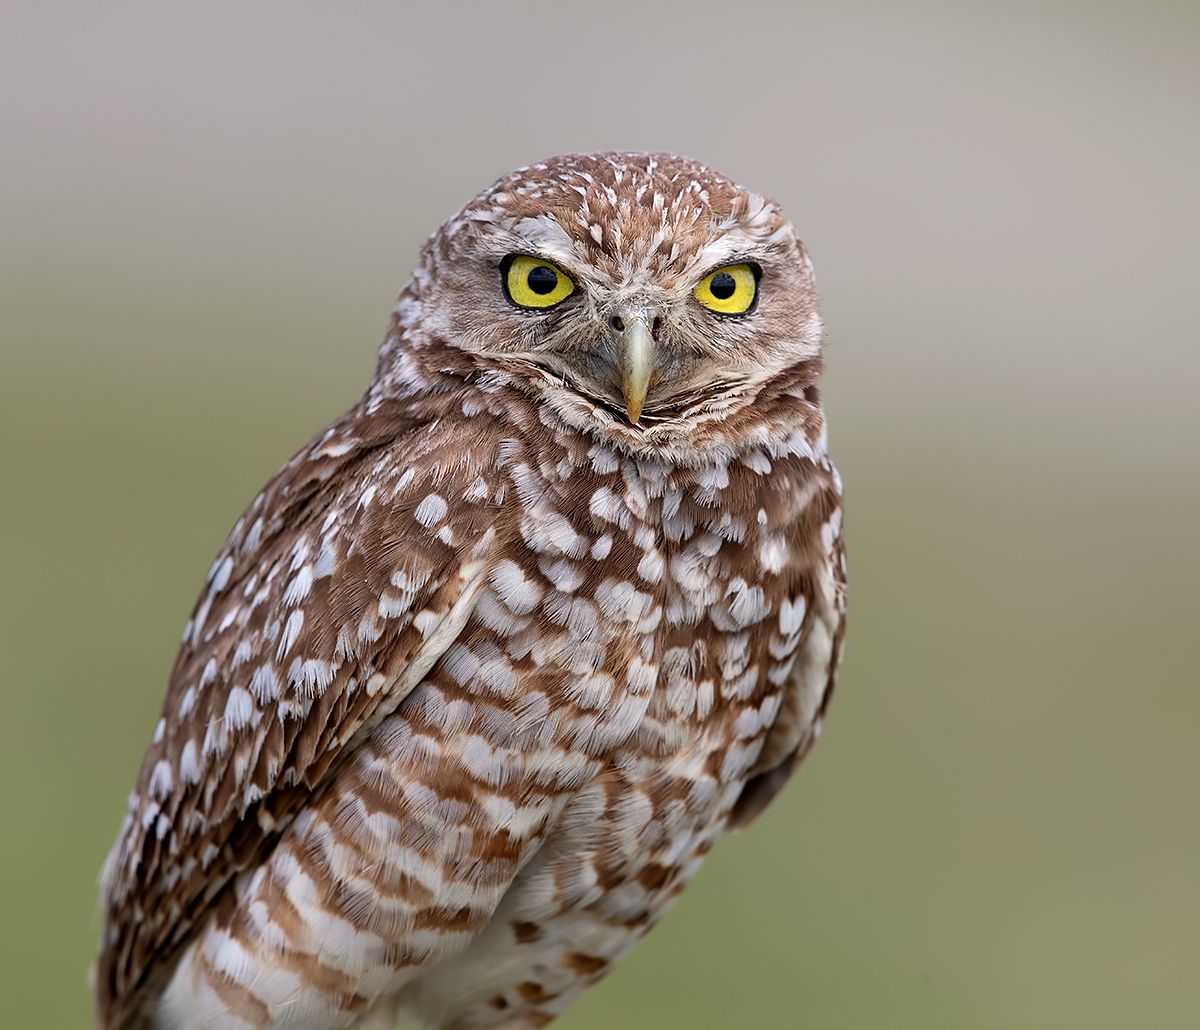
[96,152,847,1029]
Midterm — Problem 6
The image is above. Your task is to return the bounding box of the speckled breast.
[147,415,840,1026]
[338,431,829,929]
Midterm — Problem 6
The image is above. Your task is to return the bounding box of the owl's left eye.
[693,262,759,315]
[502,255,576,310]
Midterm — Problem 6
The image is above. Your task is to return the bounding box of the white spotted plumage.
[96,152,847,1029]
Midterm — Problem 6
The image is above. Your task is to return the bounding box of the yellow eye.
[503,255,575,309]
[693,262,759,315]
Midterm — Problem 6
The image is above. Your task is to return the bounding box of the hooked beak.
[617,315,655,425]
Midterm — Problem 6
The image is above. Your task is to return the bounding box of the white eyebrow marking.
[513,214,576,260]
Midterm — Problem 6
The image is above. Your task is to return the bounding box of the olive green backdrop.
[2,1,1197,1026]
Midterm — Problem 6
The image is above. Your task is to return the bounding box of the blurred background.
[2,1,1197,1026]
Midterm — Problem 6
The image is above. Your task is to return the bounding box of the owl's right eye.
[502,255,576,310]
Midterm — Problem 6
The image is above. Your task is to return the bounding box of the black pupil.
[709,272,737,300]
[527,265,558,295]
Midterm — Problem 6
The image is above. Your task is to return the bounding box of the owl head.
[380,152,824,458]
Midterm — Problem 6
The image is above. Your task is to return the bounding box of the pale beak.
[618,316,655,425]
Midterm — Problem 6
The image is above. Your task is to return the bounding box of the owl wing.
[729,463,847,828]
[96,397,504,1025]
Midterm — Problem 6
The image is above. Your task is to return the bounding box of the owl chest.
[493,462,782,781]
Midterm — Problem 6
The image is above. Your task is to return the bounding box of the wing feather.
[729,462,847,828]
[96,397,503,1024]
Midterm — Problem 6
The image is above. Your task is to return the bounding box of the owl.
[95,152,847,1029]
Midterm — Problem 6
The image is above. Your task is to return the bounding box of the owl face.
[393,153,823,450]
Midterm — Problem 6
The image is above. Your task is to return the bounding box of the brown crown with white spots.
[374,152,824,464]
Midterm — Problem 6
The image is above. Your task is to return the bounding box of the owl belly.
[392,532,785,1026]
[389,684,769,1029]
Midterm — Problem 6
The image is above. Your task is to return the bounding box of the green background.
[3,2,1197,1026]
